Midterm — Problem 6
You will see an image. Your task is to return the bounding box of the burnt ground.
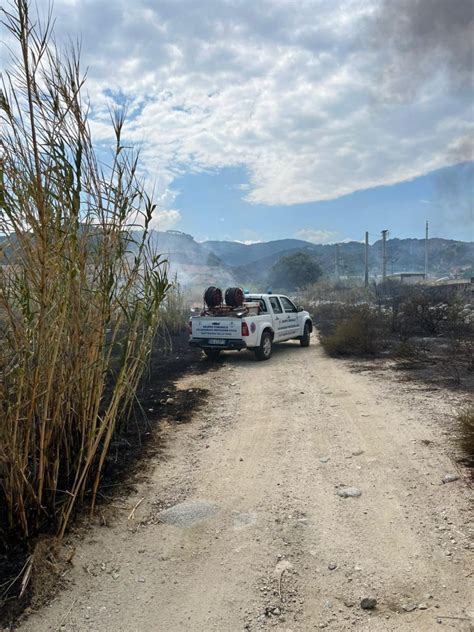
[0,329,214,628]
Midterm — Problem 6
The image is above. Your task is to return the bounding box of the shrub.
[311,302,352,337]
[319,305,389,356]
[395,295,448,338]
[392,340,429,366]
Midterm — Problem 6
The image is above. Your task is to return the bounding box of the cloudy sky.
[10,0,474,242]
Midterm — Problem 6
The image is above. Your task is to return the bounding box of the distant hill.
[143,230,235,288]
[146,230,224,267]
[203,237,474,285]
[201,239,319,266]
[2,230,472,288]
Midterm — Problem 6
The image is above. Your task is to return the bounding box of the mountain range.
[148,232,473,287]
[1,231,472,288]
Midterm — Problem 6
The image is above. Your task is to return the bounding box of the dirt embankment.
[16,339,473,631]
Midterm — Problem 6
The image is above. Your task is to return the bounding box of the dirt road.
[20,340,473,631]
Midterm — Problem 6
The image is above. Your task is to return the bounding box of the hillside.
[2,231,472,287]
[145,231,235,288]
[201,239,319,266]
[148,231,222,267]
[203,237,474,284]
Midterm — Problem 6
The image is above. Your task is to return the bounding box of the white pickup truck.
[189,293,313,361]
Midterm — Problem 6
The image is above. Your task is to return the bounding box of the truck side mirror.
[297,306,304,312]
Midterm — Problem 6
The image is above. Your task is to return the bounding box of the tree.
[269,251,322,291]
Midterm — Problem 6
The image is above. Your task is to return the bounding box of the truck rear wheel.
[203,348,221,360]
[300,322,311,347]
[255,331,272,361]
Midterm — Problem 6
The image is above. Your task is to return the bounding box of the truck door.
[268,296,286,341]
[279,296,300,338]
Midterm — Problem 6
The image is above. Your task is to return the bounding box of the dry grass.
[317,304,390,357]
[0,1,170,556]
[158,277,189,337]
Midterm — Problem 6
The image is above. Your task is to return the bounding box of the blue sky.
[172,162,473,243]
[8,0,473,244]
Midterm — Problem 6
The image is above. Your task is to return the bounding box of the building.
[388,273,426,285]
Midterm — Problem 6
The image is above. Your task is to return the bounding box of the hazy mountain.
[1,230,472,288]
[201,239,320,266]
[139,230,223,267]
[203,237,474,284]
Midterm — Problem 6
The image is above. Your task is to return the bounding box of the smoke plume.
[368,0,473,101]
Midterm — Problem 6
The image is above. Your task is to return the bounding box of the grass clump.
[319,305,389,356]
[0,0,170,564]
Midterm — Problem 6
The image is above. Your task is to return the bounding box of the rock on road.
[20,339,473,631]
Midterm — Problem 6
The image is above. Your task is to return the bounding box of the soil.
[10,337,474,631]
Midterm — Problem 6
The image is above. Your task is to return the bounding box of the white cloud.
[295,229,342,244]
[32,0,474,210]
[150,209,181,231]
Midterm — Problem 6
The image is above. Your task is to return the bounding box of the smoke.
[447,135,474,164]
[368,0,474,101]
[434,162,474,234]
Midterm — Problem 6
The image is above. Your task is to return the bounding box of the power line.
[381,229,389,280]
[424,220,429,278]
[364,231,369,287]
[335,243,340,282]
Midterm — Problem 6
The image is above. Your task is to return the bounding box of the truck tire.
[300,322,311,347]
[203,348,221,360]
[255,330,273,361]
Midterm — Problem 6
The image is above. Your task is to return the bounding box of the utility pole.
[335,243,340,283]
[381,229,389,280]
[364,231,369,287]
[424,220,429,280]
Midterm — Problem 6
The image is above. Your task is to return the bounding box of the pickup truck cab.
[189,293,312,361]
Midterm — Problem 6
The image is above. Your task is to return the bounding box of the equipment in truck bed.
[201,286,258,317]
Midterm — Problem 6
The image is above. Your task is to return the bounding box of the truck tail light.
[241,322,249,336]
[188,319,192,335]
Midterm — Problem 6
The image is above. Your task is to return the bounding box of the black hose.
[204,286,223,308]
[225,287,245,307]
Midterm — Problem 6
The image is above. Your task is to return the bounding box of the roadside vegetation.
[0,2,171,611]
[158,277,189,338]
[303,279,473,470]
[305,280,473,377]
[317,304,390,356]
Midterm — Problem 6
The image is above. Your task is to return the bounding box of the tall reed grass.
[0,1,169,549]
[158,276,189,337]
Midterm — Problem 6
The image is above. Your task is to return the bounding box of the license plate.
[208,339,225,345]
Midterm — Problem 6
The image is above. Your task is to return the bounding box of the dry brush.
[0,0,169,559]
